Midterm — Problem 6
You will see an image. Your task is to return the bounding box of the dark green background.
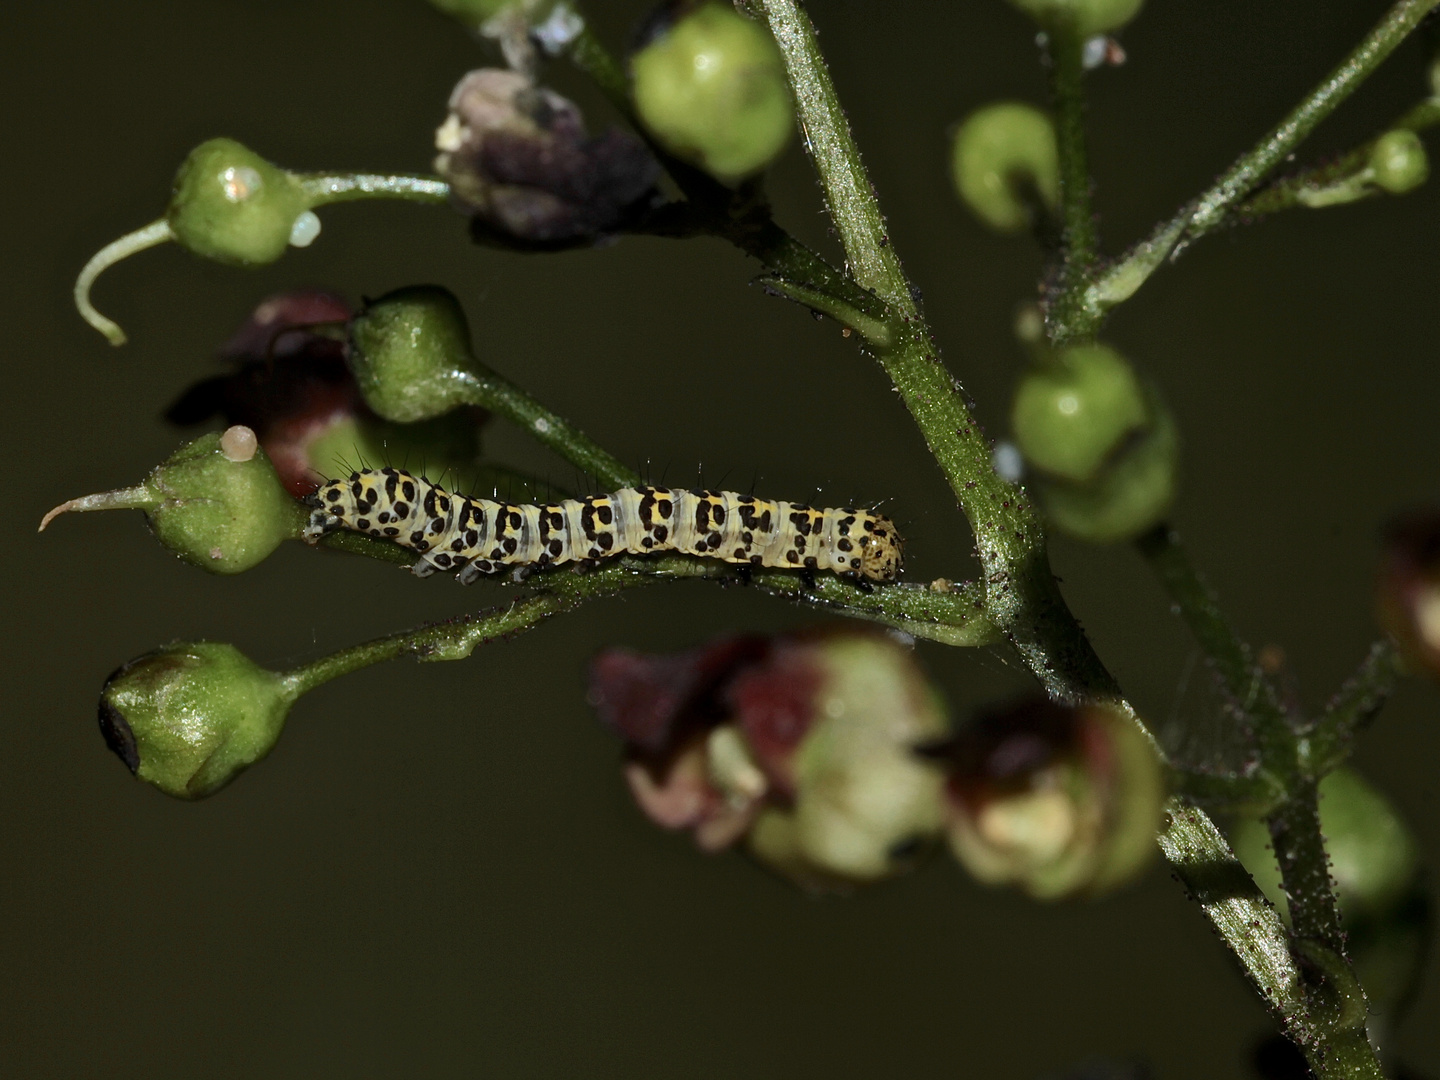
[5,0,1440,1075]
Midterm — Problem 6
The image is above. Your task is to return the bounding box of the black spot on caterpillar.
[302,468,903,584]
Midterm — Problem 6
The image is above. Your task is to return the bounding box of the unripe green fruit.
[1007,0,1144,35]
[99,642,296,799]
[348,285,480,423]
[1037,397,1178,543]
[39,429,303,573]
[1012,343,1148,482]
[631,3,793,184]
[147,432,301,570]
[1369,129,1429,195]
[167,139,312,265]
[951,103,1059,233]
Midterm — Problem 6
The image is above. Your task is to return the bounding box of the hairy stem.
[1086,0,1440,319]
[450,365,638,491]
[297,173,451,206]
[1046,17,1100,343]
[1310,639,1405,775]
[1268,785,1380,1077]
[1136,524,1290,751]
[282,557,999,700]
[1158,800,1305,1021]
[754,0,1114,703]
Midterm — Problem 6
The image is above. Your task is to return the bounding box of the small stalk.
[1309,639,1405,781]
[297,173,451,207]
[1046,17,1100,344]
[1089,0,1440,315]
[448,364,638,491]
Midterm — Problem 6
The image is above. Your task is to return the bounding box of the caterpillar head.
[858,513,903,582]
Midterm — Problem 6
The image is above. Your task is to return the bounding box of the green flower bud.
[347,286,481,423]
[1368,129,1429,196]
[99,642,297,799]
[1007,0,1144,36]
[1036,395,1179,543]
[1012,343,1148,482]
[940,700,1164,900]
[951,103,1059,233]
[1230,769,1429,1030]
[631,2,793,184]
[167,138,314,265]
[39,428,303,573]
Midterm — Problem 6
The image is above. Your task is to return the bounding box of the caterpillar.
[302,468,903,583]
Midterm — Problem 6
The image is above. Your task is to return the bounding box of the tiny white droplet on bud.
[220,425,259,462]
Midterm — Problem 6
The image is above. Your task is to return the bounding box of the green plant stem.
[1268,785,1381,1076]
[1046,18,1100,343]
[754,1,915,314]
[754,0,1114,704]
[1238,96,1440,218]
[1138,526,1383,1075]
[1135,525,1290,750]
[1158,799,1306,1018]
[297,173,451,206]
[1310,639,1405,774]
[280,557,998,700]
[566,20,634,118]
[1085,0,1440,322]
[449,365,638,491]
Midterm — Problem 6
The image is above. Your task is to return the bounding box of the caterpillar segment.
[302,468,903,583]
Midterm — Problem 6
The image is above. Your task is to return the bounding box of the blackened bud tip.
[97,690,140,775]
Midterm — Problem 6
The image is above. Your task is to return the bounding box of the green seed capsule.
[631,2,793,184]
[1007,0,1144,36]
[1036,395,1179,543]
[1012,343,1149,482]
[348,286,480,423]
[951,103,1059,233]
[167,138,313,266]
[98,642,296,799]
[1369,129,1429,195]
[39,428,303,573]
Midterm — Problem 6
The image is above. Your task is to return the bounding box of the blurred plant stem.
[1045,16,1100,344]
[1083,0,1440,326]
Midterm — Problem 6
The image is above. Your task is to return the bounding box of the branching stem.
[282,556,998,700]
[1084,0,1440,324]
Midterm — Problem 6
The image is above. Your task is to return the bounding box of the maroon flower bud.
[589,628,950,888]
[1377,510,1440,679]
[937,698,1163,900]
[166,291,485,495]
[434,68,660,247]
